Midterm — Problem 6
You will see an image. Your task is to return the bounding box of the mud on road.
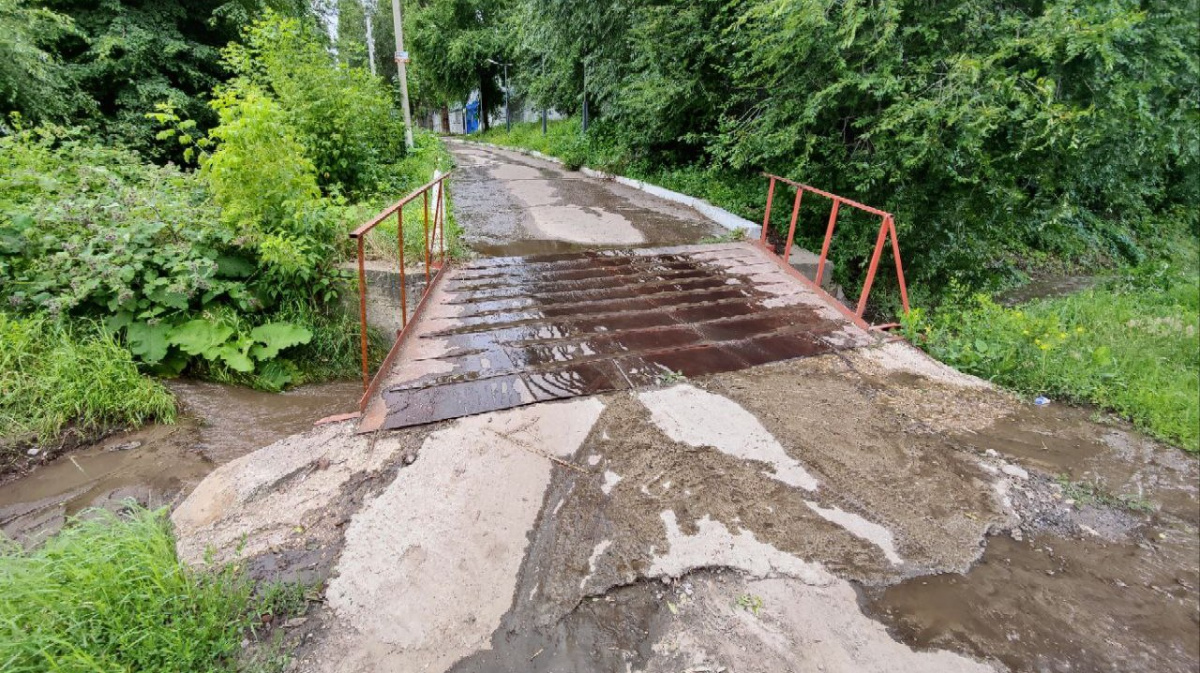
[172,341,1199,673]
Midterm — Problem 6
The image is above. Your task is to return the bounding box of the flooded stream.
[0,379,361,544]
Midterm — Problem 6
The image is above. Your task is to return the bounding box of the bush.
[0,123,323,385]
[0,508,254,673]
[223,12,407,196]
[0,313,176,450]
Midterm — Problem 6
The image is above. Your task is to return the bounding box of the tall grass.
[0,313,176,449]
[0,508,252,673]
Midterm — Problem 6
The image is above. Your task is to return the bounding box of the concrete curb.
[446,137,760,235]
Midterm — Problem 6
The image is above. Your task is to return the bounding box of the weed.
[735,593,764,615]
[0,507,255,673]
[654,365,687,386]
[1055,475,1156,514]
[699,228,748,244]
[1,313,176,451]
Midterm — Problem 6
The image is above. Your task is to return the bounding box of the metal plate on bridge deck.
[359,242,876,432]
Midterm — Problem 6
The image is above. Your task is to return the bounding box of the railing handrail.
[761,173,892,219]
[758,174,909,325]
[350,171,453,239]
[350,170,453,408]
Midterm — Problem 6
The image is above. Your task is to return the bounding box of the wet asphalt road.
[448,142,723,258]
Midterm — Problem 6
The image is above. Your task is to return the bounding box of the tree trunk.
[480,70,490,132]
[441,104,451,134]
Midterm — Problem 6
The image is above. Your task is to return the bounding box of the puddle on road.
[865,529,1200,673]
[863,400,1200,672]
[961,403,1199,524]
[0,380,360,544]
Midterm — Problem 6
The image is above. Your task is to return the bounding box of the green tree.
[0,0,76,123]
[26,0,309,157]
[222,12,406,194]
[406,0,508,129]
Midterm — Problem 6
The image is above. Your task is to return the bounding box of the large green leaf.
[168,320,235,359]
[125,321,172,364]
[248,322,313,360]
[214,345,255,372]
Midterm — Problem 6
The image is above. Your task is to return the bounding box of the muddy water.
[863,401,1200,673]
[969,403,1199,524]
[998,275,1101,305]
[867,530,1200,672]
[0,380,360,544]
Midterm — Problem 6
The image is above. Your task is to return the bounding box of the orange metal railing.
[348,171,452,409]
[758,173,909,326]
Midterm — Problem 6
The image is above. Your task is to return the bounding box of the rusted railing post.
[356,236,369,391]
[782,187,804,263]
[814,200,840,286]
[398,208,408,328]
[438,182,446,263]
[431,182,444,268]
[760,176,776,244]
[887,216,910,314]
[856,216,892,318]
[422,190,431,284]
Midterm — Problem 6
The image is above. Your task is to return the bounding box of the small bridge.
[348,154,908,432]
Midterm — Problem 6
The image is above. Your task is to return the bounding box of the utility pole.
[541,55,547,136]
[581,58,589,133]
[391,0,414,149]
[363,0,377,76]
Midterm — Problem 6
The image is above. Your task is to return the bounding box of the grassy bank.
[905,252,1200,453]
[0,314,176,456]
[0,508,291,673]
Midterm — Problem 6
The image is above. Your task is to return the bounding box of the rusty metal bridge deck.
[358,242,877,432]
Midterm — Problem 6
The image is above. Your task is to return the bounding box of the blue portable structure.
[465,100,480,134]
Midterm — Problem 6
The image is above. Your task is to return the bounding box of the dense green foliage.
[905,251,1200,452]
[434,0,1199,298]
[0,1,311,157]
[0,0,74,122]
[0,123,323,389]
[223,13,407,194]
[0,313,176,450]
[2,10,458,431]
[0,508,266,672]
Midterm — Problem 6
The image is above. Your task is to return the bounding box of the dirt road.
[171,144,1199,673]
